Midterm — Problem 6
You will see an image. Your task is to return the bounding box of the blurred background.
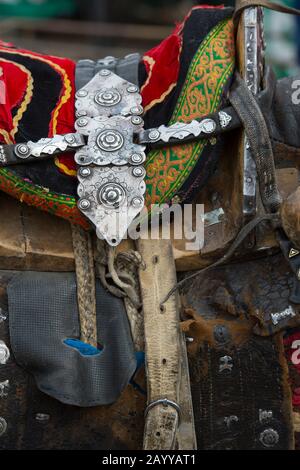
[0,0,298,76]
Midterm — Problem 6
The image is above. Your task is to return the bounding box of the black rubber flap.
[7,272,137,407]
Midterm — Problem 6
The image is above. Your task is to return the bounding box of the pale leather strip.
[138,239,195,449]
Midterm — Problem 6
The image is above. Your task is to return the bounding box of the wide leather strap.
[138,238,196,450]
[229,73,282,214]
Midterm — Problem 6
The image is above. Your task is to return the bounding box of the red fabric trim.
[141,28,182,110]
[284,331,300,406]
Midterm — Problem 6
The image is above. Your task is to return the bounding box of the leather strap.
[138,239,192,450]
[161,213,281,305]
[234,0,300,21]
[75,53,141,90]
[229,73,282,214]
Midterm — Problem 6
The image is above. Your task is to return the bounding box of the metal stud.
[130,153,144,165]
[259,428,279,448]
[289,247,300,258]
[214,324,230,344]
[76,89,88,98]
[0,417,7,436]
[218,111,232,128]
[127,85,138,93]
[78,199,91,211]
[76,117,88,127]
[0,309,6,323]
[131,116,143,126]
[79,167,91,178]
[15,144,30,159]
[131,196,143,208]
[99,69,111,77]
[75,110,87,118]
[35,413,50,422]
[259,409,273,423]
[0,341,10,364]
[64,134,76,145]
[148,129,160,141]
[219,355,233,373]
[200,118,217,134]
[130,105,143,115]
[132,167,145,178]
[0,380,9,399]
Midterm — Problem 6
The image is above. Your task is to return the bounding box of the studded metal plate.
[77,166,146,245]
[75,70,146,245]
[75,69,142,119]
[74,115,146,166]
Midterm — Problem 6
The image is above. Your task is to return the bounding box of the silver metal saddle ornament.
[0,69,236,246]
[74,69,146,246]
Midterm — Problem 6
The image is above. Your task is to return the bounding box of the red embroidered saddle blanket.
[0,6,234,227]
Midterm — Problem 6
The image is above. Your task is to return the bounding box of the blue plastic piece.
[64,338,102,356]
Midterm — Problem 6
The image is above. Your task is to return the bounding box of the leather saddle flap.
[7,272,137,406]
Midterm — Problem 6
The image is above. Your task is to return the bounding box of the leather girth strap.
[138,239,196,450]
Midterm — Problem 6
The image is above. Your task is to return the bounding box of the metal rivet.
[0,417,7,436]
[0,341,10,364]
[76,117,88,127]
[64,134,76,145]
[219,355,233,373]
[75,110,87,118]
[127,85,138,93]
[259,409,273,423]
[130,105,143,115]
[77,155,88,163]
[259,428,279,448]
[79,167,91,178]
[15,144,30,159]
[213,325,230,344]
[0,380,9,399]
[148,130,160,141]
[186,337,194,343]
[224,415,239,428]
[76,89,88,98]
[132,167,145,178]
[0,309,6,323]
[131,116,143,126]
[99,69,111,76]
[130,153,144,165]
[35,413,50,422]
[131,196,143,208]
[78,199,91,211]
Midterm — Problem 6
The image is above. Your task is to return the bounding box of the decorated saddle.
[0,6,235,235]
[2,1,300,452]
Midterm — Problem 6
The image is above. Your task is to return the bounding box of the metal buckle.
[144,398,181,423]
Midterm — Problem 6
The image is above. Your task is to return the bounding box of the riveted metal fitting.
[259,428,279,448]
[214,324,230,344]
[0,341,10,364]
[0,417,7,436]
